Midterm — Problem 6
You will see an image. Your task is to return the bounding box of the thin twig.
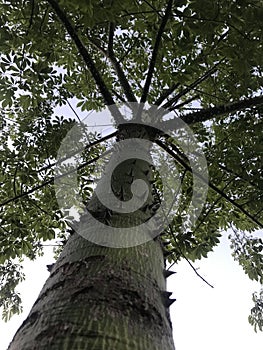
[186,86,229,103]
[192,178,235,235]
[26,197,51,216]
[142,0,164,18]
[118,33,141,62]
[174,10,252,40]
[121,10,163,19]
[66,99,81,123]
[36,131,117,175]
[163,58,225,109]
[156,139,263,229]
[39,6,49,33]
[0,149,112,208]
[25,0,35,36]
[168,222,214,288]
[152,183,214,288]
[218,164,260,189]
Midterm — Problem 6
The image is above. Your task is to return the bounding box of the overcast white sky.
[1,231,262,350]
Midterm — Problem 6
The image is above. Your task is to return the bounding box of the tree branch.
[121,10,163,19]
[107,22,137,103]
[162,58,225,109]
[192,179,235,234]
[156,139,263,229]
[168,229,215,288]
[142,0,164,18]
[0,130,118,208]
[159,30,229,110]
[170,94,200,111]
[111,89,127,103]
[153,83,180,106]
[36,131,117,176]
[174,10,252,40]
[161,95,263,129]
[118,32,141,62]
[186,86,229,103]
[218,164,260,190]
[140,0,174,104]
[47,0,124,124]
[25,0,35,35]
[0,151,110,208]
[153,186,214,288]
[87,27,137,103]
[107,22,115,55]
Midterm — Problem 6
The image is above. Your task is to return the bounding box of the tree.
[0,0,262,348]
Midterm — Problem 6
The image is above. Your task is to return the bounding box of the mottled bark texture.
[8,124,176,350]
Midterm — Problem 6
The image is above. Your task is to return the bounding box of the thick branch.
[140,0,174,103]
[107,23,137,103]
[161,95,263,129]
[47,0,123,123]
[87,29,137,103]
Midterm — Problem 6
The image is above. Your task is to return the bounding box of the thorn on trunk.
[165,298,176,307]
[46,263,55,273]
[161,291,176,308]
[162,291,173,298]
[163,269,176,278]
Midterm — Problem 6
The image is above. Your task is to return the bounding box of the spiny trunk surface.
[8,125,176,349]
[8,237,175,350]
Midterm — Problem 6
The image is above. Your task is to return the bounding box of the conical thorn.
[163,269,177,278]
[161,291,176,308]
[166,298,176,307]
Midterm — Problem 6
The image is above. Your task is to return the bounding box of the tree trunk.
[8,124,176,350]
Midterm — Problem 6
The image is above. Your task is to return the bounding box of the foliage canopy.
[0,0,262,331]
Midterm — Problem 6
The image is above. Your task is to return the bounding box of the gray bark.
[8,125,176,350]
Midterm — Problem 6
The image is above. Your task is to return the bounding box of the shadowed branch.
[47,0,123,123]
[161,95,263,128]
[140,0,174,104]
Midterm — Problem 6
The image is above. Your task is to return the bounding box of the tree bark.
[8,124,176,350]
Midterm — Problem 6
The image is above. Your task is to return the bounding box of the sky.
[0,231,262,350]
[169,232,263,350]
